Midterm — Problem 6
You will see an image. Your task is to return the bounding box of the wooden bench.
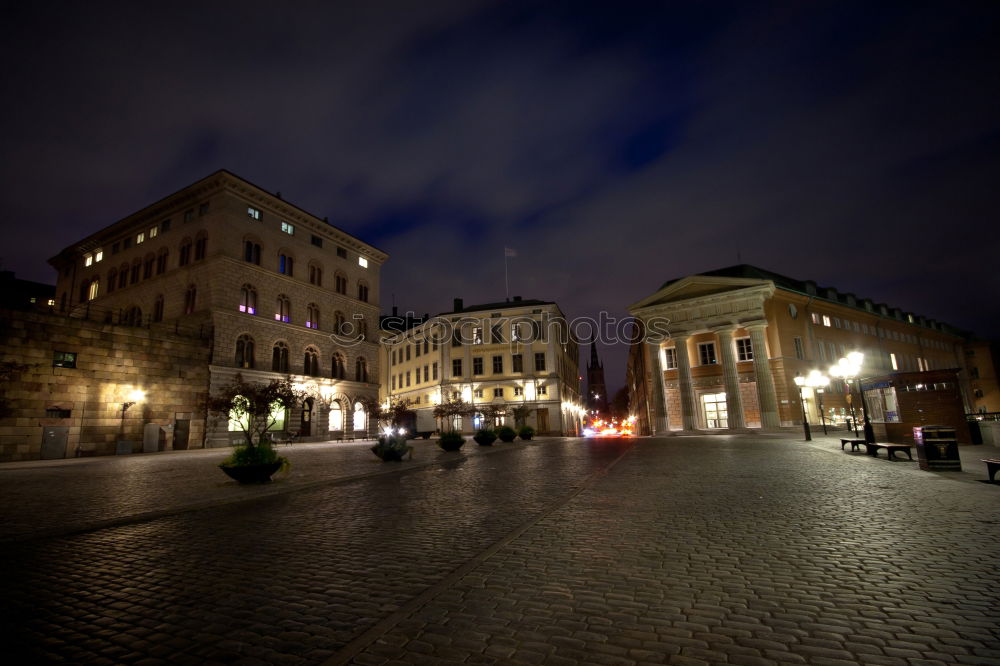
[841,438,865,452]
[982,458,1000,483]
[863,442,913,461]
[270,432,298,446]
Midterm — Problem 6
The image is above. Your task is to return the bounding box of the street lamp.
[793,374,811,441]
[119,389,145,439]
[794,370,829,441]
[830,351,874,443]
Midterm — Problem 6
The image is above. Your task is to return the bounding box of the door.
[702,392,728,429]
[41,427,68,459]
[536,408,549,434]
[173,419,190,450]
[301,398,313,437]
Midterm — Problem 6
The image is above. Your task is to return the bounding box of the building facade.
[383,298,584,435]
[585,335,609,417]
[48,170,386,449]
[628,265,969,436]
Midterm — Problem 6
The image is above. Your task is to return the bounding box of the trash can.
[913,425,960,471]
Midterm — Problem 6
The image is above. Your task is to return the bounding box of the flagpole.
[504,251,510,302]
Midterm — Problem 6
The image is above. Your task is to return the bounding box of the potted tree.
[433,396,469,451]
[497,425,517,442]
[369,398,414,462]
[518,425,535,441]
[207,374,304,483]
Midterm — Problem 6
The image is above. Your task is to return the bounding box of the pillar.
[747,323,780,429]
[714,326,746,429]
[646,340,669,434]
[674,335,698,430]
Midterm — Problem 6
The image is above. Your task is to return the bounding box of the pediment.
[628,276,773,313]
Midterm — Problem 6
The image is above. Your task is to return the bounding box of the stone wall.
[0,309,211,461]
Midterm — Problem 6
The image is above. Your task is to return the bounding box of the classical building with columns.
[627,265,969,435]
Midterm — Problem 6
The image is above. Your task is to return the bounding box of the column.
[714,327,746,429]
[646,339,669,434]
[747,323,780,429]
[673,335,698,430]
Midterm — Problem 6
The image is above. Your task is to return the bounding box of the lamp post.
[118,389,145,440]
[830,351,874,443]
[793,374,811,441]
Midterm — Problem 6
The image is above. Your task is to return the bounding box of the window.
[811,313,821,325]
[156,248,168,275]
[493,388,504,398]
[334,311,346,335]
[663,348,677,370]
[123,237,132,250]
[335,273,348,294]
[890,352,898,371]
[511,323,522,342]
[491,322,503,344]
[194,232,207,260]
[248,206,261,220]
[52,351,77,368]
[391,376,396,391]
[279,253,294,276]
[235,334,255,369]
[331,353,346,379]
[473,357,484,375]
[107,268,117,293]
[136,231,145,244]
[179,239,192,266]
[833,318,841,329]
[356,357,369,382]
[453,359,462,377]
[275,295,291,322]
[423,365,429,382]
[822,315,832,327]
[432,362,438,380]
[534,352,546,372]
[358,282,369,302]
[143,254,154,279]
[46,408,72,418]
[493,355,503,374]
[239,285,257,315]
[310,234,322,247]
[473,326,484,344]
[698,342,717,365]
[514,386,523,396]
[358,256,368,268]
[512,354,523,373]
[424,339,429,355]
[244,241,261,264]
[272,342,289,372]
[309,264,323,286]
[405,345,411,361]
[87,279,99,301]
[149,226,158,239]
[153,294,165,322]
[130,260,141,284]
[84,253,93,267]
[538,385,548,395]
[736,338,753,362]
[405,371,411,387]
[199,202,209,216]
[474,389,484,398]
[306,303,320,329]
[118,264,128,289]
[184,209,194,222]
[358,318,368,340]
[452,326,462,347]
[304,348,320,376]
[281,221,294,235]
[337,247,347,259]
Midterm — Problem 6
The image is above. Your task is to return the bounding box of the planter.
[438,437,465,452]
[474,435,496,446]
[519,433,533,441]
[497,427,517,443]
[372,443,408,461]
[219,461,283,484]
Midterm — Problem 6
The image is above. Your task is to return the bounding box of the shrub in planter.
[372,434,413,461]
[497,425,517,442]
[518,426,535,441]
[218,440,289,483]
[473,429,497,446]
[438,431,466,451]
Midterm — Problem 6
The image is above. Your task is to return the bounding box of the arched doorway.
[301,397,313,436]
[328,401,344,434]
[353,401,367,438]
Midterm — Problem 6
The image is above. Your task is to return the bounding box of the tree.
[207,374,305,448]
[510,405,532,428]
[433,396,471,432]
[477,403,507,430]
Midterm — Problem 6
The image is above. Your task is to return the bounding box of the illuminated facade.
[628,265,970,436]
[383,298,584,435]
[48,170,385,448]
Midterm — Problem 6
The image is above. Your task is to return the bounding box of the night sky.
[2,1,999,392]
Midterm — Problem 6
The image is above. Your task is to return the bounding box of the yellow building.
[383,298,584,435]
[628,265,969,434]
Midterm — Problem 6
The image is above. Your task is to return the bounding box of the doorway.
[301,398,313,437]
[701,392,728,429]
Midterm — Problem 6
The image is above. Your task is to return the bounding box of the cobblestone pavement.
[1,434,998,665]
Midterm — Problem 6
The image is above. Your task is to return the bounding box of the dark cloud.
[2,0,999,391]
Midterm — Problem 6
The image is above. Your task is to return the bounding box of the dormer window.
[358,256,368,268]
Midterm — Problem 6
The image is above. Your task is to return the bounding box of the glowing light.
[127,389,146,402]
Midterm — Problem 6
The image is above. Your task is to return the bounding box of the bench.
[841,438,865,452]
[982,458,1000,483]
[270,432,298,446]
[863,442,913,461]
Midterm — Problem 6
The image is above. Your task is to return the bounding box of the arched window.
[239,284,257,314]
[156,248,169,274]
[335,272,348,295]
[235,334,255,369]
[355,356,368,383]
[275,295,291,323]
[179,238,192,266]
[278,252,294,276]
[194,232,207,260]
[118,263,128,289]
[152,295,164,322]
[304,347,320,376]
[184,284,197,314]
[353,401,367,435]
[243,240,260,264]
[271,341,289,372]
[309,263,323,286]
[334,311,346,335]
[331,353,346,379]
[107,268,118,293]
[328,402,343,431]
[87,278,100,301]
[123,305,142,327]
[358,281,369,302]
[306,303,320,329]
[130,259,141,284]
[143,253,155,279]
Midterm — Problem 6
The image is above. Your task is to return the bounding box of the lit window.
[281,221,294,235]
[493,388,504,398]
[890,353,898,370]
[84,254,93,267]
[822,315,832,327]
[248,206,261,220]
[473,326,484,344]
[538,385,548,395]
[95,250,103,263]
[474,388,484,398]
[53,351,77,368]
[149,226,158,239]
[358,256,368,268]
[811,313,820,324]
[136,232,145,244]
[663,348,677,370]
[514,386,523,396]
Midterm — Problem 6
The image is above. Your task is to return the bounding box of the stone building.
[383,297,585,435]
[585,334,609,417]
[47,170,386,448]
[0,308,211,461]
[627,265,970,435]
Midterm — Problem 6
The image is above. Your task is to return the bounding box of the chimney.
[392,306,398,316]
[513,295,522,302]
[453,298,463,312]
